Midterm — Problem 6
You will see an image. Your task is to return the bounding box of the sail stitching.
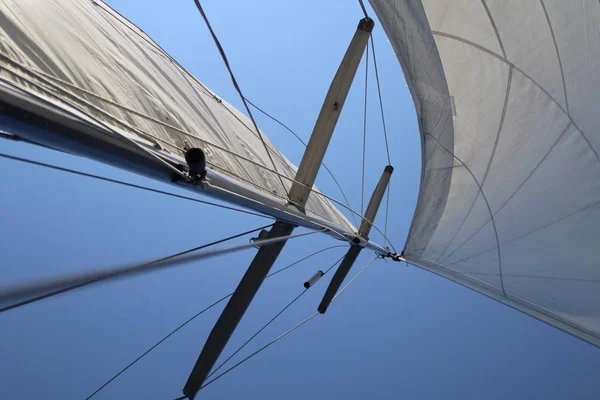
[540,0,570,113]
[430,30,600,164]
[92,0,284,156]
[481,0,507,58]
[439,121,573,265]
[423,132,506,297]
[436,66,513,263]
[0,56,358,230]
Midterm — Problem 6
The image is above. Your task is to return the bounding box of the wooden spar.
[183,17,375,399]
[318,165,393,314]
[288,17,375,209]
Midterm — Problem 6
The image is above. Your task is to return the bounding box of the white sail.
[371,0,600,346]
[0,0,354,233]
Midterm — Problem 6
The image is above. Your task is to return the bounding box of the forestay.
[371,0,600,346]
[0,0,354,232]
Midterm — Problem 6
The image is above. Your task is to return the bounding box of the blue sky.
[1,1,599,399]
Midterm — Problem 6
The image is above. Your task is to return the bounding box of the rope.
[332,256,377,301]
[263,245,346,279]
[0,230,324,307]
[370,36,392,165]
[84,246,346,399]
[2,58,394,243]
[85,292,233,400]
[361,43,369,217]
[192,0,287,194]
[198,256,378,392]
[244,97,359,228]
[0,151,271,220]
[199,312,319,391]
[207,254,344,379]
[0,225,272,313]
[385,182,390,241]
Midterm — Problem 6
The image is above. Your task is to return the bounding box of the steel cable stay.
[361,40,370,217]
[192,0,287,194]
[0,146,398,256]
[0,224,275,314]
[2,61,397,251]
[0,151,272,220]
[197,255,379,393]
[84,246,347,399]
[243,97,359,228]
[206,254,345,379]
[0,229,325,308]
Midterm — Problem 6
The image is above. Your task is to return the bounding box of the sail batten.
[371,0,600,346]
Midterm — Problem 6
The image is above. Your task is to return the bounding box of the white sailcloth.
[0,0,354,232]
[371,0,600,346]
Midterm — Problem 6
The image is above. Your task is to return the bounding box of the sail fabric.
[0,0,354,232]
[371,0,600,346]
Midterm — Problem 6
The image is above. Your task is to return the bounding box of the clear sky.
[1,1,599,399]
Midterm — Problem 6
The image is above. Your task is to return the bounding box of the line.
[192,0,287,193]
[0,151,271,219]
[0,230,324,307]
[0,224,272,313]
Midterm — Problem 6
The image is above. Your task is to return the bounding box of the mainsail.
[0,0,355,234]
[371,0,600,346]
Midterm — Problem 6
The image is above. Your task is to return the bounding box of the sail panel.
[371,0,600,346]
[0,0,354,232]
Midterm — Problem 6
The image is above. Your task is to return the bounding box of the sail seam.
[440,121,573,265]
[92,0,283,157]
[0,58,358,229]
[540,0,569,113]
[423,132,506,297]
[436,66,513,263]
[480,0,507,58]
[431,30,600,165]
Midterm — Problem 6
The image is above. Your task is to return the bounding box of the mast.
[183,17,375,399]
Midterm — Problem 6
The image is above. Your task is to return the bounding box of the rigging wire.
[200,312,319,391]
[0,224,273,314]
[243,97,359,228]
[3,52,362,233]
[199,256,378,392]
[1,147,399,254]
[3,52,385,242]
[357,0,369,18]
[369,35,393,241]
[0,229,324,307]
[192,0,287,194]
[361,43,370,217]
[332,255,377,301]
[3,56,397,248]
[370,36,392,165]
[206,254,345,379]
[0,151,272,220]
[85,292,233,400]
[85,246,346,399]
